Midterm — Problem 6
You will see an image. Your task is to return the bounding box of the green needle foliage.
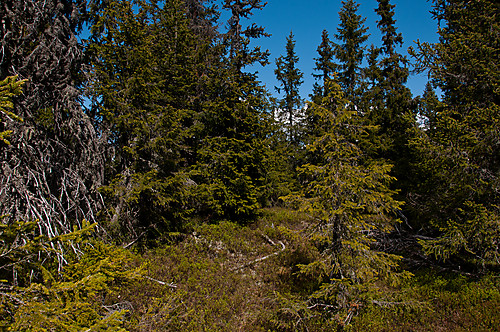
[0,219,140,331]
[283,80,409,319]
[408,0,500,268]
[88,0,215,238]
[333,0,369,104]
[0,76,25,145]
[311,30,336,104]
[190,0,272,220]
[275,31,304,143]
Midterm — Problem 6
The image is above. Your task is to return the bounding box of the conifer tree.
[417,82,440,131]
[361,0,416,206]
[408,0,499,266]
[274,31,304,143]
[333,0,369,104]
[190,0,272,219]
[223,0,269,73]
[87,0,214,238]
[369,0,414,158]
[306,30,336,153]
[284,79,407,314]
[311,30,335,103]
[0,0,104,236]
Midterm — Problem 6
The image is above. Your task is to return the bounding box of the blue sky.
[241,0,440,100]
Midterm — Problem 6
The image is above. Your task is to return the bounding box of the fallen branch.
[371,300,426,308]
[307,303,337,311]
[231,239,286,271]
[144,275,177,288]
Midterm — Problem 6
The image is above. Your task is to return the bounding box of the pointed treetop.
[375,0,403,56]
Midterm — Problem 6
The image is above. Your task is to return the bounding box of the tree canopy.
[1,0,498,329]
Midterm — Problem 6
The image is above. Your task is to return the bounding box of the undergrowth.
[3,208,499,331]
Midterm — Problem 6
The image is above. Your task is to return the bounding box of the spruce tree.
[284,79,407,315]
[0,0,104,236]
[417,82,440,131]
[369,0,414,158]
[361,0,416,208]
[408,0,500,266]
[223,0,269,73]
[190,0,272,219]
[274,31,304,143]
[87,0,214,238]
[333,0,369,104]
[311,30,335,103]
[306,30,336,153]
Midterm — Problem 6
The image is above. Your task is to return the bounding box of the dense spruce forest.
[0,0,499,330]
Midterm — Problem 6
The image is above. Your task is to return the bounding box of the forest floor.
[119,208,500,331]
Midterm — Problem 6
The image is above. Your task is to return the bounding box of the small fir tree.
[0,76,25,145]
[284,79,408,316]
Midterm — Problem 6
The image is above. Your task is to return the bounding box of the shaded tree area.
[408,0,500,267]
[0,0,104,238]
[0,0,498,330]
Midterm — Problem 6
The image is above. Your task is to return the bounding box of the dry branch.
[144,275,177,288]
[231,238,286,271]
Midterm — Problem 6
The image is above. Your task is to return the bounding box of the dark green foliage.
[192,73,271,219]
[417,82,440,130]
[408,0,500,267]
[275,31,304,142]
[311,30,336,104]
[364,0,415,164]
[356,0,417,223]
[333,0,369,103]
[189,0,272,219]
[88,0,273,226]
[223,0,270,72]
[87,0,218,237]
[191,137,263,219]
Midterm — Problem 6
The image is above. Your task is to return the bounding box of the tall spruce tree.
[274,31,304,143]
[0,0,104,237]
[306,30,336,153]
[311,30,336,103]
[361,0,416,207]
[189,0,272,219]
[333,0,369,104]
[223,0,269,73]
[370,0,414,157]
[87,0,215,239]
[408,0,499,267]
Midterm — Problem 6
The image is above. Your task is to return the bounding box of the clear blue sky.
[241,0,440,100]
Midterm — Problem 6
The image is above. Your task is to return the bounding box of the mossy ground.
[119,208,500,331]
[4,208,498,331]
